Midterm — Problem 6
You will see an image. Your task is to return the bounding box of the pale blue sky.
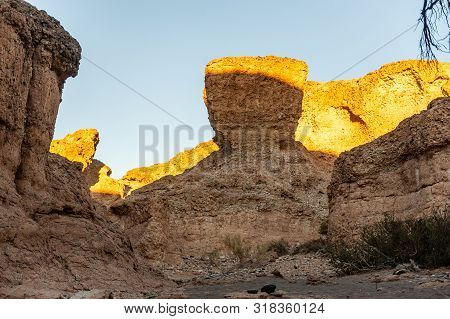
[28,0,448,177]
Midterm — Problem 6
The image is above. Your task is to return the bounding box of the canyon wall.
[85,60,449,196]
[50,128,99,170]
[111,57,334,263]
[0,0,169,298]
[328,97,450,242]
[298,61,450,155]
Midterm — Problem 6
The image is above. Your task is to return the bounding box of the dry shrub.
[329,210,450,274]
[223,234,250,262]
[266,239,290,257]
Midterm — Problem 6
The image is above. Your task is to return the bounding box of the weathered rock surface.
[88,159,125,205]
[50,128,99,170]
[0,0,81,202]
[328,97,450,242]
[297,61,450,155]
[0,0,169,298]
[50,129,126,204]
[111,57,335,263]
[107,60,449,194]
[120,140,219,192]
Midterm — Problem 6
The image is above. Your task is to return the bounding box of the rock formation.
[49,60,448,198]
[49,129,126,204]
[0,0,169,298]
[50,128,99,170]
[88,160,125,205]
[100,60,449,195]
[120,140,219,192]
[49,130,219,203]
[111,56,335,263]
[297,60,450,155]
[328,97,450,242]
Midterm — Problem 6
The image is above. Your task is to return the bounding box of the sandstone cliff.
[111,56,335,263]
[0,0,169,298]
[328,97,450,242]
[49,129,125,204]
[297,61,450,155]
[50,128,99,170]
[120,140,219,192]
[107,60,449,194]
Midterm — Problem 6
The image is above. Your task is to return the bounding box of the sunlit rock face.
[50,129,99,170]
[120,140,219,192]
[50,129,125,203]
[328,97,450,242]
[78,59,449,195]
[86,159,125,204]
[111,56,334,263]
[298,61,450,155]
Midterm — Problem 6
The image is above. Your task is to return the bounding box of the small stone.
[261,284,276,294]
[247,289,258,294]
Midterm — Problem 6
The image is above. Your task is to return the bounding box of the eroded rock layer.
[107,60,449,194]
[50,128,99,170]
[298,61,450,155]
[111,57,334,263]
[120,140,219,193]
[0,0,168,298]
[328,97,450,242]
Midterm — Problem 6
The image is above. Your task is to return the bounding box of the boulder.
[328,97,450,242]
[111,56,335,263]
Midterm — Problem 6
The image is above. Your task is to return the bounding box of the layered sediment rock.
[50,129,99,170]
[0,0,168,298]
[328,97,450,242]
[111,57,335,262]
[114,60,449,194]
[297,61,450,155]
[57,60,448,197]
[88,160,125,205]
[50,129,126,204]
[120,140,219,192]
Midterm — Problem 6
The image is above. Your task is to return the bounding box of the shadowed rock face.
[111,57,335,263]
[0,0,169,298]
[328,97,450,242]
[205,72,302,150]
[79,60,449,196]
[0,0,81,200]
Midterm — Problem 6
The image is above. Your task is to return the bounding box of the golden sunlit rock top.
[297,60,450,155]
[50,58,450,198]
[89,163,125,198]
[120,140,219,192]
[206,56,308,90]
[50,128,99,170]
